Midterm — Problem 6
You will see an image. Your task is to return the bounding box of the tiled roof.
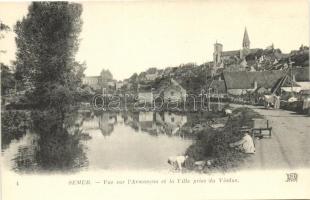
[223,70,286,89]
[222,50,240,57]
[293,67,309,81]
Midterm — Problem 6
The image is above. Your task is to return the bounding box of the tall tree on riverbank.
[1,21,15,99]
[14,2,84,112]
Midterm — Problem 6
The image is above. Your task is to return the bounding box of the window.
[171,117,174,122]
[171,91,174,96]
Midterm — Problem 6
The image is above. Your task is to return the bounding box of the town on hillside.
[82,28,310,112]
[1,2,310,182]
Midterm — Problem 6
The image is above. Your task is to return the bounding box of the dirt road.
[231,104,310,170]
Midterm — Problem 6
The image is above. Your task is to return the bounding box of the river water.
[1,111,194,173]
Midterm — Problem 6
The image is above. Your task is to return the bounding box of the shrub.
[185,107,262,172]
[1,110,30,149]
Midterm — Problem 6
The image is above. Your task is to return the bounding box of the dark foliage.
[186,107,263,172]
[14,2,84,111]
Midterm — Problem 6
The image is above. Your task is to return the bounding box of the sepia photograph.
[0,0,309,199]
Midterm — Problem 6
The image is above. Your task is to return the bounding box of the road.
[231,104,310,170]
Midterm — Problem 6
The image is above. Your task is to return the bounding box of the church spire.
[242,27,250,49]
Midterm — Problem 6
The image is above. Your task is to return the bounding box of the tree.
[0,20,10,39]
[100,69,113,81]
[1,21,15,98]
[0,20,10,54]
[14,2,84,111]
[1,64,15,96]
[129,73,138,83]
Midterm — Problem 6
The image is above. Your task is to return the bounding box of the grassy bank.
[185,107,263,173]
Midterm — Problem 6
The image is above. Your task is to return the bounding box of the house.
[205,78,227,97]
[82,76,101,90]
[115,81,124,90]
[137,78,187,103]
[82,69,116,92]
[292,67,310,91]
[145,71,159,81]
[107,81,115,87]
[137,84,154,103]
[161,79,187,102]
[137,91,153,104]
[139,68,162,81]
[223,70,300,95]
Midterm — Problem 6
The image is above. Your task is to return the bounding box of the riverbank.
[184,107,263,173]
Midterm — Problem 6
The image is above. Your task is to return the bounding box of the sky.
[0,0,309,80]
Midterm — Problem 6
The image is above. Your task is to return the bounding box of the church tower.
[242,27,250,49]
[212,41,223,76]
[213,41,223,67]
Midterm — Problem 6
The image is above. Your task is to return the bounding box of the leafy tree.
[14,2,84,112]
[1,21,15,98]
[129,73,138,83]
[1,64,15,96]
[0,20,10,40]
[100,69,113,81]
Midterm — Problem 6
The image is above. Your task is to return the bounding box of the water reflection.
[80,111,190,138]
[82,112,116,137]
[2,110,196,172]
[3,110,88,173]
[78,111,193,170]
[1,111,29,149]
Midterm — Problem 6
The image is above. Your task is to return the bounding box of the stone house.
[137,78,187,103]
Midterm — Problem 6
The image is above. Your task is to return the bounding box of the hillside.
[122,46,309,94]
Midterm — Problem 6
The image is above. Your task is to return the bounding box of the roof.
[249,48,261,54]
[178,76,205,94]
[280,77,300,87]
[83,76,100,79]
[205,79,227,93]
[293,67,309,82]
[223,70,286,90]
[158,78,186,94]
[222,50,240,57]
[255,87,269,94]
[139,78,187,94]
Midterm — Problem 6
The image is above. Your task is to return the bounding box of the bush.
[1,110,30,149]
[185,107,262,172]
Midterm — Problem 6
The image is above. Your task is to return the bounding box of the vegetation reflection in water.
[5,110,88,173]
[2,109,218,173]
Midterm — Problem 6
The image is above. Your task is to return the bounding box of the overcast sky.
[0,0,309,80]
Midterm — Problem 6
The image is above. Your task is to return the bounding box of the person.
[229,132,255,154]
[167,155,188,170]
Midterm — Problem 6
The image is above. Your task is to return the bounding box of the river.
[1,111,194,173]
